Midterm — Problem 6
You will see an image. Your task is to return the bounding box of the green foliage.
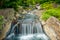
[0,0,60,10]
[0,0,20,10]
[39,0,49,4]
[41,8,60,21]
[40,2,54,9]
[0,15,4,30]
[39,0,60,4]
[0,0,54,10]
[55,0,60,3]
[41,13,51,21]
[0,0,39,9]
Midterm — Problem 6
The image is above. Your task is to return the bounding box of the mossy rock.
[0,15,4,30]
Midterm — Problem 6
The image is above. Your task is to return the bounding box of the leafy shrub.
[40,2,54,9]
[0,0,55,10]
[39,0,60,4]
[39,0,51,4]
[55,0,60,3]
[41,13,51,21]
[41,8,60,21]
[0,0,60,10]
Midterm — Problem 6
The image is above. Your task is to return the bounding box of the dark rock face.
[43,17,60,40]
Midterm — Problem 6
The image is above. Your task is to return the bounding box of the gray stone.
[0,8,15,22]
[43,17,60,40]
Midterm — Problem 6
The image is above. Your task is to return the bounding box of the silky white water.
[5,13,50,40]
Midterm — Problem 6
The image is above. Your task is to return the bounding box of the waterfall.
[5,13,50,40]
[17,18,49,40]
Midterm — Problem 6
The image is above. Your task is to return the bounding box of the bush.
[1,0,60,10]
[41,8,60,21]
[55,0,60,3]
[0,0,55,10]
[41,13,51,21]
[39,0,51,4]
[40,2,54,9]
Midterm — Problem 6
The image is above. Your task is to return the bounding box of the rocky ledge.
[43,17,60,40]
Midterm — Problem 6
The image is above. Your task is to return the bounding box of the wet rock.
[43,17,60,40]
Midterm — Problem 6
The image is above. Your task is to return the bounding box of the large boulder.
[43,17,60,40]
[0,8,15,22]
[0,8,15,40]
[0,23,11,40]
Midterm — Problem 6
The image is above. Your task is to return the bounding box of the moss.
[0,15,4,30]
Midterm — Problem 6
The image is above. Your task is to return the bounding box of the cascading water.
[21,19,43,35]
[5,13,50,40]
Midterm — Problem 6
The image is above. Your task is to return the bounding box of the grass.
[41,8,60,21]
[40,2,54,10]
